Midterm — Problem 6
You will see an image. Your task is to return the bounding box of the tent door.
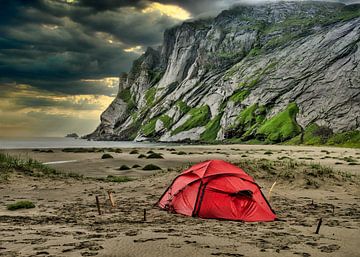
[192,182,208,217]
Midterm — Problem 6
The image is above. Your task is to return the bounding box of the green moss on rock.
[141,118,158,137]
[159,115,173,129]
[257,103,301,142]
[200,114,222,141]
[172,105,211,135]
[229,90,249,103]
[145,87,157,106]
[286,123,323,145]
[176,101,191,114]
[237,104,258,125]
[327,130,360,148]
[286,123,360,148]
[225,104,267,141]
[119,88,136,110]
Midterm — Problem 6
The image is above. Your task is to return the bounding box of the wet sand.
[0,144,359,257]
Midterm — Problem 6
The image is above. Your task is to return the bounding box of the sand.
[2,144,359,177]
[0,144,359,257]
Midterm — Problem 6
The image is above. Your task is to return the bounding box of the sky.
[0,0,358,137]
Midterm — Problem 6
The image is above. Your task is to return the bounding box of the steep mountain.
[87,2,360,146]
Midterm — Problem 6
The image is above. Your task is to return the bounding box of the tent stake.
[108,191,115,207]
[315,218,322,234]
[143,209,147,222]
[95,196,102,215]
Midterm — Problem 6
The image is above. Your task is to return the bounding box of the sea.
[0,137,168,149]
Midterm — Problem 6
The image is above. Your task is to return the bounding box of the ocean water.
[0,137,166,149]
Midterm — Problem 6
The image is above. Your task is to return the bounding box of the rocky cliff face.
[88,2,360,144]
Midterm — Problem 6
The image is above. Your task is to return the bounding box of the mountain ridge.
[87,1,360,147]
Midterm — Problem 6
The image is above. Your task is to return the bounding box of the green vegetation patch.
[234,158,359,188]
[286,123,325,145]
[145,87,157,106]
[200,114,223,142]
[159,115,173,129]
[0,153,83,180]
[142,164,162,170]
[7,201,35,211]
[225,104,267,141]
[146,153,164,159]
[141,117,158,137]
[257,103,301,142]
[176,101,191,114]
[327,131,360,148]
[285,123,360,148]
[101,175,133,183]
[101,153,113,159]
[229,90,249,103]
[119,88,136,110]
[118,165,131,170]
[236,104,258,125]
[172,105,211,135]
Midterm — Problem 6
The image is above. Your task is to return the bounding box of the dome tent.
[158,160,276,222]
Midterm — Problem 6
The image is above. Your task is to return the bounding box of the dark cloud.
[0,0,183,97]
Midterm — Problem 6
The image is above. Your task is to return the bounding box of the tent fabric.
[158,159,276,222]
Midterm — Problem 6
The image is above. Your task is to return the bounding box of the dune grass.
[118,165,131,170]
[142,164,162,170]
[101,153,113,159]
[0,153,83,180]
[7,201,35,211]
[99,175,133,183]
[129,150,139,154]
[146,153,164,159]
[234,158,358,188]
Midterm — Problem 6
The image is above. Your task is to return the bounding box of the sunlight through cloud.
[142,2,192,20]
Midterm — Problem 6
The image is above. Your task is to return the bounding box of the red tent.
[158,159,276,222]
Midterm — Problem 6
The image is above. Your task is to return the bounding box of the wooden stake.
[95,196,102,215]
[107,191,115,207]
[143,209,147,222]
[268,181,277,201]
[332,205,335,215]
[315,218,322,234]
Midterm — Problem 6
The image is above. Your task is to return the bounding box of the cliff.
[88,2,360,146]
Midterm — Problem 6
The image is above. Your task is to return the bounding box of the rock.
[87,2,360,143]
[65,133,79,138]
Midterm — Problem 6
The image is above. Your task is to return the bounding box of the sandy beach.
[0,144,359,257]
